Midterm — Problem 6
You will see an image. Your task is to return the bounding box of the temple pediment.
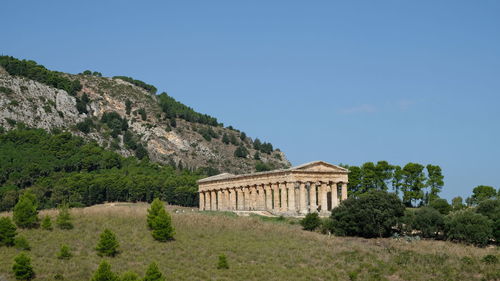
[289,161,348,173]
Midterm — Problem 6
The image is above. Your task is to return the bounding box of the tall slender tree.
[426,164,444,204]
[13,192,39,229]
[401,163,426,206]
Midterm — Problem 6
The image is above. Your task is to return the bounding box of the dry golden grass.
[0,203,498,281]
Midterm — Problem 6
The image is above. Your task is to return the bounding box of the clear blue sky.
[2,1,499,201]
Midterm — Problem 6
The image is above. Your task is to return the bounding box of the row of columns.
[199,181,348,215]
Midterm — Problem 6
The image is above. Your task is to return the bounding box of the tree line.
[112,76,158,94]
[157,92,219,126]
[0,56,82,96]
[344,161,445,207]
[0,127,202,212]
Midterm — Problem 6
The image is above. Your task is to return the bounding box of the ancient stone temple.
[197,161,349,216]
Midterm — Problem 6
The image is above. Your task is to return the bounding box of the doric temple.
[197,161,349,216]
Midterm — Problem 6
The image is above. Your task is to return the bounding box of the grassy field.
[0,203,498,281]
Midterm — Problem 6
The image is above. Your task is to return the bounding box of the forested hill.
[0,127,200,211]
[0,55,290,175]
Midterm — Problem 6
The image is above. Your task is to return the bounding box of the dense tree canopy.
[0,56,82,95]
[0,128,202,211]
[113,76,157,94]
[157,92,219,126]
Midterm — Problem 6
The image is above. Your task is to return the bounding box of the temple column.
[199,192,205,210]
[341,182,348,201]
[331,182,339,208]
[287,182,296,214]
[299,182,307,214]
[279,182,287,212]
[211,190,216,210]
[219,190,225,210]
[244,186,250,210]
[250,185,256,210]
[265,184,272,211]
[206,191,211,210]
[273,182,280,212]
[230,188,236,210]
[236,187,243,210]
[257,184,265,210]
[309,182,317,212]
[320,182,329,215]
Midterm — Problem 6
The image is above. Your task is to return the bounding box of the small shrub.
[217,254,229,269]
[461,256,474,265]
[57,244,72,260]
[147,198,164,229]
[56,204,74,230]
[96,229,120,257]
[13,192,39,229]
[151,209,175,242]
[41,215,53,230]
[481,254,498,264]
[90,260,119,281]
[143,262,165,281]
[412,207,444,238]
[0,217,17,246]
[429,198,452,215]
[12,252,34,280]
[300,213,321,231]
[14,236,31,251]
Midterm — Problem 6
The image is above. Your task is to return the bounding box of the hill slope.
[0,56,290,174]
[0,203,498,281]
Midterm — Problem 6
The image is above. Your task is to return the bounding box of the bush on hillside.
[412,207,445,238]
[57,244,72,260]
[95,229,120,257]
[90,260,119,281]
[143,262,165,281]
[12,252,35,280]
[217,254,229,269]
[444,210,493,247]
[147,198,164,229]
[14,236,31,251]
[41,215,53,230]
[329,190,405,238]
[151,209,175,242]
[300,213,321,231]
[13,192,39,229]
[56,204,73,230]
[120,271,139,281]
[0,217,17,246]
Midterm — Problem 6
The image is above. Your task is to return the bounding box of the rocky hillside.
[0,56,290,174]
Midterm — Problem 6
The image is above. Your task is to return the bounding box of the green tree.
[391,165,404,196]
[0,217,17,246]
[444,210,493,247]
[14,236,31,251]
[222,133,230,144]
[143,262,165,281]
[345,165,362,197]
[56,204,73,230]
[425,164,444,203]
[374,161,394,191]
[57,244,72,260]
[329,190,405,238]
[217,254,229,269]
[412,207,445,238]
[234,145,248,158]
[300,212,321,231]
[429,198,452,215]
[476,199,500,243]
[12,252,34,280]
[125,99,132,115]
[470,185,497,205]
[90,260,119,281]
[401,163,426,206]
[451,196,465,211]
[147,198,164,229]
[13,192,39,228]
[151,209,175,242]
[96,229,120,257]
[41,215,53,230]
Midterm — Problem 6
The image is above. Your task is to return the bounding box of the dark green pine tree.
[56,204,73,230]
[0,217,17,246]
[13,192,39,229]
[41,215,53,230]
[12,252,35,280]
[95,229,120,257]
[147,198,164,229]
[151,209,175,242]
[217,254,229,269]
[143,262,165,281]
[90,260,119,281]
